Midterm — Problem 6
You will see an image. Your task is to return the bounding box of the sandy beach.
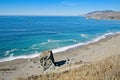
[0,34,120,80]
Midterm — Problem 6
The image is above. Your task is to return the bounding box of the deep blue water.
[0,16,120,61]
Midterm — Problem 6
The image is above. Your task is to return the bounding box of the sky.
[0,0,120,16]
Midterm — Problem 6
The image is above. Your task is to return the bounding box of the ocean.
[0,16,120,62]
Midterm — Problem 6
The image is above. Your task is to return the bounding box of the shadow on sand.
[54,60,66,66]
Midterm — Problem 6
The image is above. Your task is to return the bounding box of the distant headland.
[85,10,120,20]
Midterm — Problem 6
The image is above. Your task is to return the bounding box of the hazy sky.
[0,0,120,15]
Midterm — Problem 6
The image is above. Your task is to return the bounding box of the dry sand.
[0,34,120,80]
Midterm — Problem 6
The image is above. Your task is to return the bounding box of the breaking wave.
[0,31,120,62]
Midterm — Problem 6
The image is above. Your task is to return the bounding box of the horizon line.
[0,15,84,17]
[0,13,84,16]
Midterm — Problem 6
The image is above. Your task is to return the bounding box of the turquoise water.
[0,16,120,62]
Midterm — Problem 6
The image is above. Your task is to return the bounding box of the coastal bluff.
[85,10,120,20]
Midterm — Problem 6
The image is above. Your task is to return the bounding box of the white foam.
[0,52,40,62]
[31,39,77,48]
[1,31,120,62]
[41,42,47,45]
[4,48,18,56]
[53,31,120,53]
[80,34,88,38]
[47,39,77,43]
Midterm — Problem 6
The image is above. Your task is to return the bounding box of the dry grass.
[16,54,120,80]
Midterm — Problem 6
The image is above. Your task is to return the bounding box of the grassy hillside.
[16,54,120,80]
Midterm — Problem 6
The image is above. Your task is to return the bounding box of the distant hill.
[85,10,120,20]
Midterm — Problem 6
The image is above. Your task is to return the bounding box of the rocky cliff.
[85,10,120,20]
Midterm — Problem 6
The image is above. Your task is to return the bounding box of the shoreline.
[1,33,120,80]
[0,31,120,62]
[0,33,120,65]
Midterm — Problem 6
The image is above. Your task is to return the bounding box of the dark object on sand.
[39,50,55,71]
